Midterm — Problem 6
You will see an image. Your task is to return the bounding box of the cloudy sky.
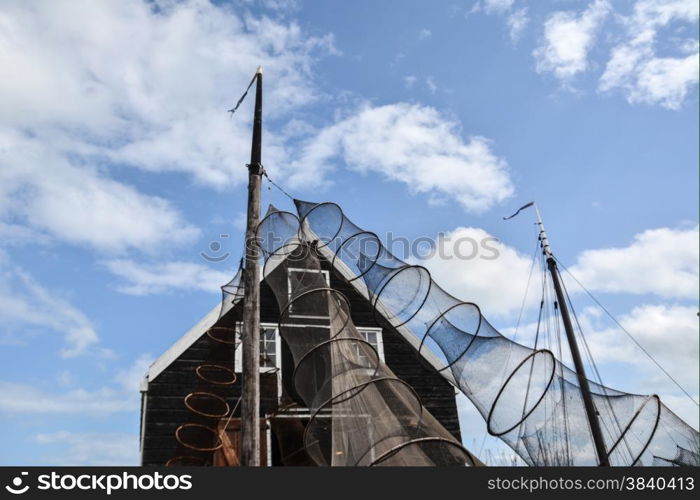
[0,0,697,465]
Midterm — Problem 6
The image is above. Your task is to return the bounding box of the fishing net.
[257,206,478,466]
[287,199,699,466]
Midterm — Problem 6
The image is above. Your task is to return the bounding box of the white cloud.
[115,353,154,392]
[0,253,103,357]
[417,226,536,317]
[599,0,699,109]
[534,0,611,82]
[403,75,417,88]
[289,103,514,213]
[468,0,529,43]
[569,225,698,300]
[0,131,199,253]
[0,382,135,415]
[580,304,699,394]
[483,0,515,15]
[105,259,231,295]
[0,0,335,251]
[418,28,432,40]
[425,76,438,94]
[507,8,530,43]
[34,431,139,466]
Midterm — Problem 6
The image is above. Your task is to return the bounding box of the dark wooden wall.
[141,253,461,466]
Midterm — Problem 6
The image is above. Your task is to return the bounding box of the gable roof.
[145,234,456,387]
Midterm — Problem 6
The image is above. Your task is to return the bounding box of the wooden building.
[139,247,463,466]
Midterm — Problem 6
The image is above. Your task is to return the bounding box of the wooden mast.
[534,204,610,466]
[240,66,263,467]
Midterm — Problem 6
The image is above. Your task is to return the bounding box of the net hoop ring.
[486,349,557,437]
[262,241,307,278]
[369,436,477,467]
[304,376,425,466]
[330,231,383,282]
[419,301,483,372]
[278,287,352,340]
[184,391,231,419]
[607,394,661,466]
[165,456,206,466]
[297,201,344,249]
[255,210,301,258]
[291,337,380,404]
[206,326,237,346]
[175,423,223,452]
[195,364,237,385]
[371,264,432,329]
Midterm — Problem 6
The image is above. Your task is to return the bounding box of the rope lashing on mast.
[227,70,259,117]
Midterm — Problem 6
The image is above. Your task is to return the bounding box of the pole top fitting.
[255,66,263,75]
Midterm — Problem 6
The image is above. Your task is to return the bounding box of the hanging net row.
[277,199,699,466]
[257,206,479,466]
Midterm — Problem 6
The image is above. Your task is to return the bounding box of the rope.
[227,71,259,117]
[554,256,699,408]
[262,167,295,201]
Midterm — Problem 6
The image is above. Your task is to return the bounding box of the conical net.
[258,206,478,466]
[285,199,699,467]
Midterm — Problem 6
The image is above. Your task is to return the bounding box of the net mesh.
[258,206,478,466]
[284,199,699,467]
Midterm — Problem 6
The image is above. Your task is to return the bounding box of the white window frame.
[286,268,331,320]
[234,323,282,374]
[279,324,384,362]
[355,327,384,361]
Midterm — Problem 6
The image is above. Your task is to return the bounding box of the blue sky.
[0,0,697,465]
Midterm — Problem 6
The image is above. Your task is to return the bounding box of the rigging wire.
[558,267,640,464]
[262,167,296,201]
[554,256,699,408]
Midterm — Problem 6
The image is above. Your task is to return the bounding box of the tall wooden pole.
[534,204,609,466]
[240,66,263,467]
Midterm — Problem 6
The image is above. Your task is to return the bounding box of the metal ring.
[303,376,425,466]
[165,455,206,466]
[195,364,237,385]
[278,287,352,339]
[330,230,382,282]
[486,349,557,437]
[370,436,476,466]
[262,241,308,278]
[418,301,483,373]
[255,209,300,258]
[291,336,381,406]
[206,326,237,345]
[371,264,432,329]
[607,394,661,466]
[175,423,223,452]
[298,201,344,249]
[184,391,230,419]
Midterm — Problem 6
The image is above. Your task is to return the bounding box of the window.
[286,268,331,319]
[356,327,384,361]
[234,324,281,373]
[260,327,277,368]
